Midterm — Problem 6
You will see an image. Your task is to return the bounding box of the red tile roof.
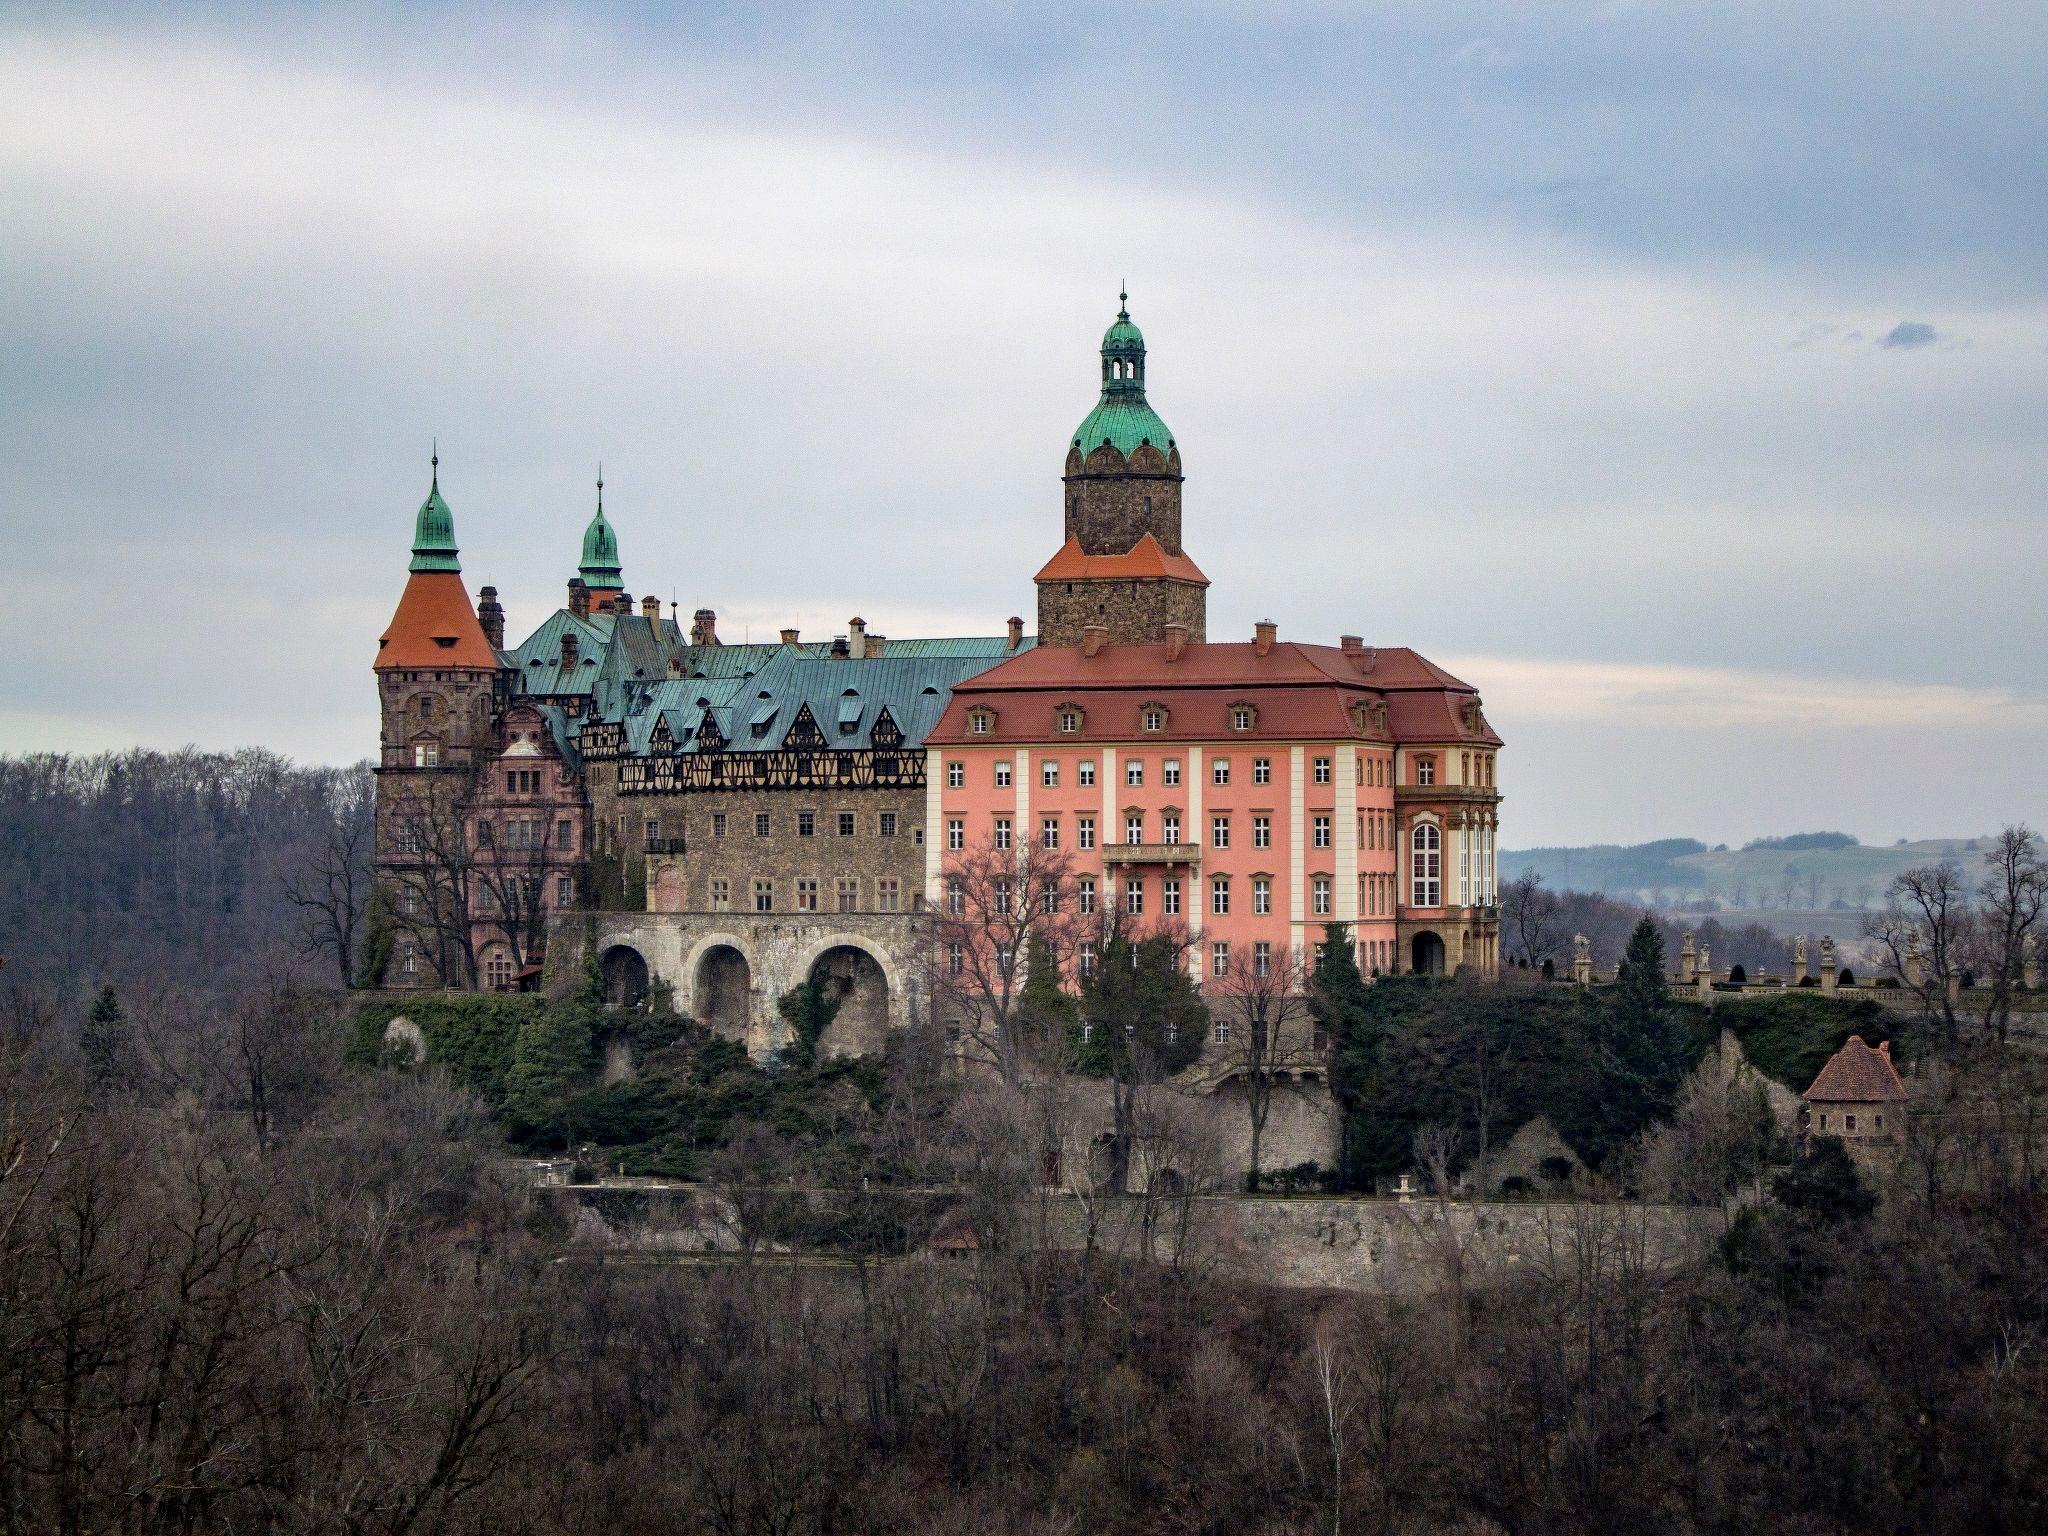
[1803,1035,1907,1103]
[1033,532,1209,586]
[375,571,502,671]
[928,638,1501,747]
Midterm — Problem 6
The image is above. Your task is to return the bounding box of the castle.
[373,294,1503,1058]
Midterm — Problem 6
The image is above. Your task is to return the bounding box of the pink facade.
[465,704,587,988]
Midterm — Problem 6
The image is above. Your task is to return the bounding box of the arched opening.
[600,944,649,1008]
[807,944,890,1058]
[694,944,753,1043]
[1411,931,1446,977]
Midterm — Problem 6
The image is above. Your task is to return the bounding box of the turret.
[578,469,624,594]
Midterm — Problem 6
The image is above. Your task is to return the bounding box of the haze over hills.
[1499,832,1992,912]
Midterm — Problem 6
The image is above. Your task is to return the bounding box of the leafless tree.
[282,760,375,987]
[1205,946,1315,1186]
[1968,824,2047,1045]
[1864,860,1972,1040]
[383,775,482,990]
[928,836,1081,1083]
[1500,867,1565,968]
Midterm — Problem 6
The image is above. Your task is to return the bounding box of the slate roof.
[1803,1035,1907,1104]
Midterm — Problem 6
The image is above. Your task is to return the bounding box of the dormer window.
[1141,703,1167,732]
[1057,707,1083,733]
[1229,702,1256,732]
[967,707,995,736]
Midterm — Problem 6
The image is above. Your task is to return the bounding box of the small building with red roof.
[1802,1035,1907,1142]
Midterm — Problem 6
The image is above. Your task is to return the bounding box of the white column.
[1185,746,1204,979]
[1015,748,1030,869]
[1288,745,1306,965]
[1335,744,1358,922]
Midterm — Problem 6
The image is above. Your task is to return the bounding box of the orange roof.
[1803,1035,1907,1103]
[375,571,501,671]
[1033,532,1209,587]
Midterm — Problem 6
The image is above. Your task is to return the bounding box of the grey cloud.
[1879,320,1938,349]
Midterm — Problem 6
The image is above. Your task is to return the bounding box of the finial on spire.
[431,437,439,489]
[596,463,604,511]
[1118,282,1128,319]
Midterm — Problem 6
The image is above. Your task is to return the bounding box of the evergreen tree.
[1078,918,1207,1191]
[1613,916,1671,1025]
[80,983,131,1096]
[1311,924,1383,1185]
[503,1004,595,1150]
[1014,935,1080,1062]
[776,977,842,1072]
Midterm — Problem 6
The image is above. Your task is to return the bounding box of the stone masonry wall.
[1063,454,1184,554]
[1036,576,1207,647]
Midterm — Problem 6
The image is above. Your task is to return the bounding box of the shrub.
[1729,963,1748,985]
[1500,1175,1534,1198]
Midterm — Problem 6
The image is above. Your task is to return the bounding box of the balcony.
[1101,842,1203,867]
[643,837,687,856]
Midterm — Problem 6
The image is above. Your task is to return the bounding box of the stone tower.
[1035,292,1209,647]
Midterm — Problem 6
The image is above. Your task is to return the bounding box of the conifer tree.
[776,977,842,1071]
[503,1005,594,1150]
[80,983,131,1096]
[1312,923,1384,1185]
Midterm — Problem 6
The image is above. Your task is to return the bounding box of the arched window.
[1411,823,1442,908]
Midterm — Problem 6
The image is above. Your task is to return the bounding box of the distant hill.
[1500,833,1992,913]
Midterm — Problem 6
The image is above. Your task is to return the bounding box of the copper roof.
[1803,1035,1907,1103]
[1033,533,1209,587]
[375,571,501,671]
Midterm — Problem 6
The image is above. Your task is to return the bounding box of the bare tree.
[282,761,375,987]
[928,835,1080,1083]
[1205,947,1315,1187]
[1969,824,2047,1045]
[1500,868,1565,969]
[1864,861,1971,1040]
[382,775,482,990]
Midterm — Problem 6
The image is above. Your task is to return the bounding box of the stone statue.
[1571,933,1593,986]
[1820,934,1838,992]
[1680,931,1698,984]
[1792,934,1809,984]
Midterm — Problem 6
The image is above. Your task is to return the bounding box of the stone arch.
[805,942,891,1059]
[1410,930,1446,977]
[599,944,650,1007]
[687,937,756,1048]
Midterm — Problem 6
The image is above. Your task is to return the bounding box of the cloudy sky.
[3,2,2044,846]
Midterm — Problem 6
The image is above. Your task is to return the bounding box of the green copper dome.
[578,472,623,590]
[408,453,461,573]
[1072,289,1175,461]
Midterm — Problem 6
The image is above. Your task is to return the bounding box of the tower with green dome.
[578,471,624,593]
[1037,291,1208,647]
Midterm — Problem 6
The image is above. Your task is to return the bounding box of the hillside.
[1501,832,1990,912]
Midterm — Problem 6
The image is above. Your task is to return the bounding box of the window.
[837,877,858,913]
[1252,757,1271,785]
[1313,875,1332,915]
[1417,757,1436,786]
[1211,1017,1230,1045]
[1231,707,1253,731]
[643,817,659,850]
[1163,878,1181,916]
[1078,760,1097,787]
[1126,760,1145,787]
[1142,707,1164,732]
[1254,940,1272,978]
[949,943,964,976]
[710,878,730,911]
[1078,816,1096,850]
[1042,817,1061,849]
[1253,876,1272,915]
[1164,1020,1179,1046]
[879,811,897,837]
[1845,1114,1857,1132]
[877,878,900,912]
[1212,815,1230,849]
[1212,759,1231,786]
[1313,814,1331,849]
[754,812,771,838]
[947,878,965,916]
[1162,814,1181,844]
[947,818,965,851]
[1058,709,1081,733]
[995,761,1012,788]
[1042,761,1060,788]
[1211,942,1230,978]
[1314,757,1332,784]
[947,760,964,788]
[400,943,417,976]
[1412,823,1442,907]
[754,879,774,912]
[1079,943,1098,978]
[994,818,1012,850]
[795,878,819,912]
[1078,878,1097,916]
[1126,878,1145,915]
[711,813,726,838]
[1253,814,1271,849]
[556,817,573,848]
[413,741,439,767]
[969,713,991,735]
[556,873,574,906]
[1126,812,1145,845]
[838,811,856,837]
[1163,758,1181,786]
[475,819,493,846]
[1211,876,1231,915]
[798,810,815,837]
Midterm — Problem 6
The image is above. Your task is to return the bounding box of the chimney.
[1253,620,1277,657]
[476,586,506,648]
[1007,615,1024,651]
[848,617,867,660]
[560,631,579,668]
[568,578,590,619]
[641,595,661,624]
[865,633,886,657]
[1163,623,1189,661]
[779,627,800,647]
[830,636,850,659]
[1340,634,1363,655]
[613,591,634,616]
[1082,625,1109,658]
[691,608,719,646]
